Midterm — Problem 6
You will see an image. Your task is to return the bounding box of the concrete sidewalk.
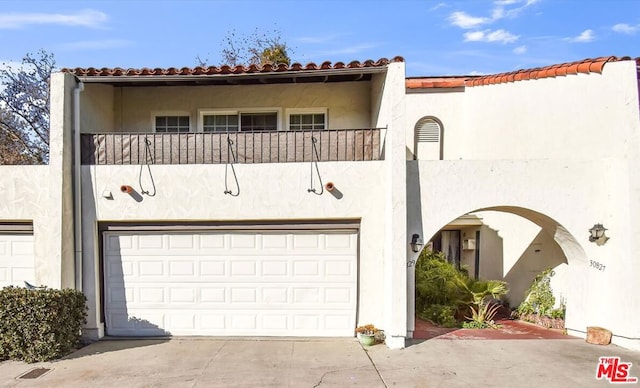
[0,337,638,387]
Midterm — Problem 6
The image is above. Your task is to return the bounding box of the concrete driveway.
[0,337,638,387]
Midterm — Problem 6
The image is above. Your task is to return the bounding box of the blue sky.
[0,0,639,76]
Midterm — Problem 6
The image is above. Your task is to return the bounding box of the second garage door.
[0,231,35,288]
[104,229,358,337]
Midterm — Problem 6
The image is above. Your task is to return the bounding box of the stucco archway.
[407,205,588,338]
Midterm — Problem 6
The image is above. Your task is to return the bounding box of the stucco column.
[41,72,76,289]
[380,62,408,349]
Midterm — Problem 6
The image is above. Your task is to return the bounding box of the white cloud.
[566,29,595,43]
[448,11,490,29]
[468,70,487,75]
[513,45,527,54]
[449,0,538,31]
[429,2,448,11]
[491,7,505,20]
[612,23,639,35]
[0,9,107,29]
[464,29,519,43]
[57,39,132,51]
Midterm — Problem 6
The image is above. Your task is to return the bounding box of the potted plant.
[355,324,380,346]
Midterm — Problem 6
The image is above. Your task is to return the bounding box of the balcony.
[81,128,383,165]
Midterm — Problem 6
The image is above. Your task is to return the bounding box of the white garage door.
[0,234,35,288]
[104,230,358,337]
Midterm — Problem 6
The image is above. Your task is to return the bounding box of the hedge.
[0,286,87,363]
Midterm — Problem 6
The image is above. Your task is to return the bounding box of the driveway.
[0,337,638,387]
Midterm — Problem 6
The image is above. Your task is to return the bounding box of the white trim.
[151,110,192,133]
[198,108,282,132]
[285,108,328,130]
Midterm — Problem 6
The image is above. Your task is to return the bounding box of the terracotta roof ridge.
[61,57,404,77]
[465,56,627,87]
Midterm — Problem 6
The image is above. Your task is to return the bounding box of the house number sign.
[589,260,606,272]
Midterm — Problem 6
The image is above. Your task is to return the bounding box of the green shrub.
[517,268,556,317]
[419,304,458,328]
[0,286,87,363]
[415,249,467,312]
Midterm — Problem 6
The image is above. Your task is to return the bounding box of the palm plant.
[458,279,509,328]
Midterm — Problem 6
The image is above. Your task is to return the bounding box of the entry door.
[433,230,461,269]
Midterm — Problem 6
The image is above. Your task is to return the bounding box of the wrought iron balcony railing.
[81,128,383,165]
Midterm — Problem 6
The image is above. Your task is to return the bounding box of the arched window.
[414,116,443,160]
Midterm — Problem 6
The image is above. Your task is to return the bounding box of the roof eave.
[74,67,388,84]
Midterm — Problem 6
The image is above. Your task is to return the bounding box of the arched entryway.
[408,205,588,339]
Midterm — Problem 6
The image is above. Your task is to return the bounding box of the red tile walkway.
[413,317,576,340]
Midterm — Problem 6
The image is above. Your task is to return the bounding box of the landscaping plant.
[0,286,87,362]
[516,268,566,328]
[458,279,509,328]
[415,248,508,328]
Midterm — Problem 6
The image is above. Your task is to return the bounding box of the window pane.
[156,115,189,132]
[241,113,277,131]
[265,114,277,126]
[288,113,326,130]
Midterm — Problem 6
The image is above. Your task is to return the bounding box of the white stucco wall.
[461,62,638,160]
[407,61,639,161]
[375,62,408,349]
[79,82,373,133]
[405,90,465,160]
[81,84,114,133]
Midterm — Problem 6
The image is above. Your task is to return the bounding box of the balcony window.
[203,114,238,132]
[289,114,325,130]
[155,115,190,133]
[286,108,327,131]
[200,109,280,132]
[240,112,278,131]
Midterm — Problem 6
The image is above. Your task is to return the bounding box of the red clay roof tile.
[63,57,405,78]
[465,56,628,87]
[407,56,636,89]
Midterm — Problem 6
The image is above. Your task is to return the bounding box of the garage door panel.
[108,308,356,336]
[104,230,357,337]
[0,234,35,288]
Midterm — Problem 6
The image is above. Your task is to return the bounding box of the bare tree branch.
[0,49,54,164]
[197,28,292,67]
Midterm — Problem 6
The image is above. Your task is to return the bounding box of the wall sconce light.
[589,223,609,246]
[410,233,423,253]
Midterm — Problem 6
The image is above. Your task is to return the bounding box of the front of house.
[0,56,639,351]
